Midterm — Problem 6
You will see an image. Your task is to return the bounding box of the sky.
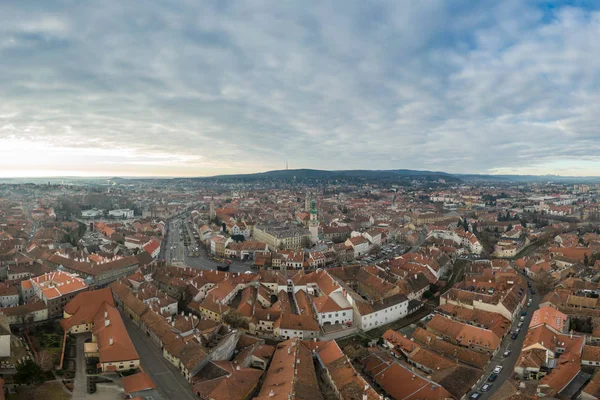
[1,1,600,178]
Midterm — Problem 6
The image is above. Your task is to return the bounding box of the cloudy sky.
[1,1,600,177]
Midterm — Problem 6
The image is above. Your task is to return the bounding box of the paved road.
[470,275,541,399]
[73,333,91,400]
[121,312,196,400]
[165,219,186,264]
[184,242,254,274]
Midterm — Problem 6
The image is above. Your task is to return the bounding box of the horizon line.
[0,167,600,180]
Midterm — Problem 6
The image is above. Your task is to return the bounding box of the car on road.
[530,289,536,295]
[488,373,498,382]
[503,349,511,357]
[518,322,524,328]
[469,393,481,399]
[511,332,519,340]
[480,383,492,392]
[520,316,525,322]
[492,365,503,374]
[521,311,527,316]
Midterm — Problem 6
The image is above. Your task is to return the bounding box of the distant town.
[1,172,600,399]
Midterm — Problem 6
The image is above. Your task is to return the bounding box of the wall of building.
[209,331,240,361]
[317,309,353,326]
[101,358,139,372]
[358,301,409,331]
[0,334,10,357]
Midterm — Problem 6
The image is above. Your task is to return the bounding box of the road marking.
[154,371,171,375]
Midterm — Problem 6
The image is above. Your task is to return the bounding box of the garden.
[27,322,64,371]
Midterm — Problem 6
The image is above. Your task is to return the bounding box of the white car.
[492,365,503,374]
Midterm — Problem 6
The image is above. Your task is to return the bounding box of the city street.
[184,243,254,273]
[72,333,90,400]
[470,276,541,399]
[121,312,196,400]
[163,218,187,264]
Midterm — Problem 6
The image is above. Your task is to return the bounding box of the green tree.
[369,244,381,256]
[584,253,590,267]
[224,310,248,329]
[231,234,245,242]
[15,359,44,384]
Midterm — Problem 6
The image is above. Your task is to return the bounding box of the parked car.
[469,393,481,399]
[520,316,525,322]
[511,332,518,340]
[493,365,503,374]
[480,383,492,392]
[503,349,511,357]
[531,289,536,295]
[521,311,527,316]
[488,373,498,382]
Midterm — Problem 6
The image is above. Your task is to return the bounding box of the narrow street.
[121,313,196,400]
[471,276,541,399]
[72,333,91,400]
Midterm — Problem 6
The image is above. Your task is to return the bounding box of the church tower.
[304,191,310,212]
[209,199,216,220]
[309,199,319,244]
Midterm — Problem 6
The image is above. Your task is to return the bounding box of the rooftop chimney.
[109,337,114,346]
[105,319,110,327]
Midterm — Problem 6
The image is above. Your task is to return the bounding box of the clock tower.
[309,199,319,244]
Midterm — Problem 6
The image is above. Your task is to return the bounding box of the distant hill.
[456,173,600,183]
[184,168,461,183]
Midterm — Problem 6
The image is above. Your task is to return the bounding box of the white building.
[427,228,483,255]
[312,292,354,326]
[274,313,320,340]
[81,208,104,218]
[362,229,382,246]
[345,236,370,258]
[0,287,19,308]
[0,318,10,357]
[231,224,251,239]
[348,293,410,331]
[108,209,134,219]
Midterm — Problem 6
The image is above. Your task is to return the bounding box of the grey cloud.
[0,0,600,176]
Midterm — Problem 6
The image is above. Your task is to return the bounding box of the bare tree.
[534,270,558,295]
[35,350,53,372]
